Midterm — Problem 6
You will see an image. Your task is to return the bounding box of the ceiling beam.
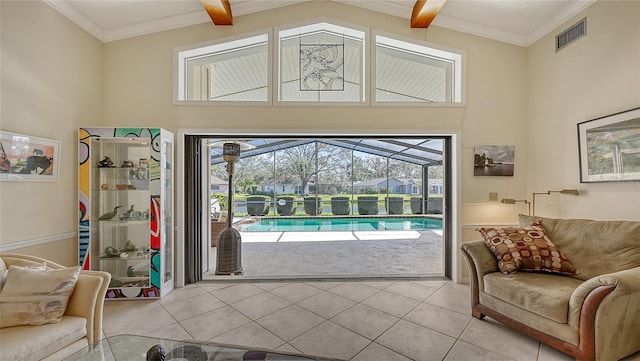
[411,0,447,28]
[201,0,233,26]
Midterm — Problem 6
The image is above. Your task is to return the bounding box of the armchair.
[0,253,110,361]
[460,215,640,361]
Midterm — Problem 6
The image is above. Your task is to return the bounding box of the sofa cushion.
[477,225,578,275]
[0,265,80,328]
[0,262,45,291]
[0,315,87,361]
[519,215,640,281]
[483,272,583,323]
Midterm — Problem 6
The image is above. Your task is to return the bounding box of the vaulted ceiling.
[45,0,595,47]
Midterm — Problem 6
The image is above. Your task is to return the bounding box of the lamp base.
[215,227,243,275]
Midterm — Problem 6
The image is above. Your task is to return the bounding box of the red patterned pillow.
[476,223,579,275]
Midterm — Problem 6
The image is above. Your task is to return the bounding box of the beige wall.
[0,1,103,265]
[1,0,638,271]
[526,0,640,220]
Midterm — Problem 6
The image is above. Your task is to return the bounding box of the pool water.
[238,217,442,232]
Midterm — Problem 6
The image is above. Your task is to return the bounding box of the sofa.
[0,253,110,361]
[460,215,640,361]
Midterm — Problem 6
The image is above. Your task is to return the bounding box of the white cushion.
[0,265,80,328]
[0,315,87,361]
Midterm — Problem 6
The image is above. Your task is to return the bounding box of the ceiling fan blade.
[411,0,447,28]
[201,0,233,26]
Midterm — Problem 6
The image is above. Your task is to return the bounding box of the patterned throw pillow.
[476,223,579,275]
[0,264,80,328]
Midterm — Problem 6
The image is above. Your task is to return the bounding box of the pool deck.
[204,228,444,280]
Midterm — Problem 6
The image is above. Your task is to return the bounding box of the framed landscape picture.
[0,131,60,181]
[578,107,640,183]
[474,145,515,176]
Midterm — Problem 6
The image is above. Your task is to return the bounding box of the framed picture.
[474,145,515,176]
[0,131,60,181]
[578,107,640,183]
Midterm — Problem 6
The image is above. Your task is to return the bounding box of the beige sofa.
[0,253,110,361]
[460,215,640,361]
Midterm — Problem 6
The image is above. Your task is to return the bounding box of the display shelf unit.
[78,127,174,299]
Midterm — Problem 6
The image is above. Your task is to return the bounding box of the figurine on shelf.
[99,206,121,220]
[124,240,136,251]
[138,158,149,168]
[119,205,134,220]
[104,246,119,257]
[98,156,115,168]
[121,160,134,168]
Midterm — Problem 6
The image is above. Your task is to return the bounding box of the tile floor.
[103,280,640,361]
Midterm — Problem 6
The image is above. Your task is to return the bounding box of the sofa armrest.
[460,240,499,286]
[569,266,640,360]
[65,270,110,343]
[459,241,499,317]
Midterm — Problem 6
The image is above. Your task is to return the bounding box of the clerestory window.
[176,33,270,103]
[374,34,463,103]
[276,21,367,104]
[174,21,464,105]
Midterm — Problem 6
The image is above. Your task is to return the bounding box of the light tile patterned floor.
[102,280,639,361]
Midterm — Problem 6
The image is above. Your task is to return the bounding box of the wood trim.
[460,245,617,361]
[459,246,481,309]
[411,0,447,28]
[200,0,233,26]
[570,285,616,360]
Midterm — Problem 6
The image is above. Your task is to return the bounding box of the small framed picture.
[0,131,61,181]
[474,145,515,176]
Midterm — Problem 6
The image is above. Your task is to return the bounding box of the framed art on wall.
[0,131,60,181]
[578,107,640,183]
[474,145,515,176]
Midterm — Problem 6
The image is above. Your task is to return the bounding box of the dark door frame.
[175,130,461,287]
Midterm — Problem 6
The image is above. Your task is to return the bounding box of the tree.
[236,176,256,194]
[427,165,443,179]
[278,143,345,196]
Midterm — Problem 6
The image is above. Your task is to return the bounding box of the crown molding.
[334,0,412,19]
[43,0,105,42]
[231,0,311,17]
[104,11,210,42]
[432,14,528,47]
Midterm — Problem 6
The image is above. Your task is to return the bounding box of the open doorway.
[180,133,456,283]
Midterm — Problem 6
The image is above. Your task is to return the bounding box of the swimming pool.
[238,217,442,232]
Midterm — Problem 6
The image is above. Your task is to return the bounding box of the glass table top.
[63,334,344,361]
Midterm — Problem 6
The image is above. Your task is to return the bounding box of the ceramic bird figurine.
[122,205,134,219]
[99,206,122,220]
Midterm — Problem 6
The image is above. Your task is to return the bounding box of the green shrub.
[247,195,271,216]
[357,196,379,215]
[331,196,350,215]
[276,196,296,216]
[304,196,321,215]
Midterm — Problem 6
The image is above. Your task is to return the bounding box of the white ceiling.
[43,0,596,47]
